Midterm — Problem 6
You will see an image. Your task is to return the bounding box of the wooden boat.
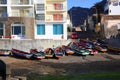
[94,44,107,52]
[96,39,108,47]
[106,39,120,54]
[0,49,10,56]
[44,48,54,58]
[30,49,45,60]
[10,48,33,59]
[107,45,120,54]
[54,47,64,59]
[87,48,98,55]
[68,42,90,56]
[62,45,75,55]
[79,40,98,55]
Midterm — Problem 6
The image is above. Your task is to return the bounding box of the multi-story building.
[101,0,120,39]
[34,0,67,40]
[0,0,68,40]
[105,0,120,15]
[0,0,34,39]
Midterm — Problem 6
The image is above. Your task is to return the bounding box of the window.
[36,14,45,20]
[37,24,45,35]
[53,24,63,35]
[108,2,111,5]
[113,1,118,6]
[118,23,120,30]
[109,10,111,13]
[54,4,63,10]
[53,14,63,21]
[12,23,25,35]
[0,23,4,38]
[37,4,44,11]
[0,0,7,4]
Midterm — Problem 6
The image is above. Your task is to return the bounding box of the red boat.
[0,49,10,56]
[10,48,33,59]
[62,45,75,55]
[54,47,64,59]
[30,49,45,60]
[44,48,54,58]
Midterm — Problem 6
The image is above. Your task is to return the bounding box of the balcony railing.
[0,12,7,17]
[45,16,67,22]
[0,12,8,20]
[46,0,66,2]
[11,12,33,17]
[46,6,67,12]
[11,0,32,5]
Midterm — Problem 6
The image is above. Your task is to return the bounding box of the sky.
[68,0,102,10]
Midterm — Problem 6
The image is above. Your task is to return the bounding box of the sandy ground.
[0,52,120,79]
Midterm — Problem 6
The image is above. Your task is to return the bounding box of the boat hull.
[108,45,120,53]
[0,49,10,56]
[11,48,33,59]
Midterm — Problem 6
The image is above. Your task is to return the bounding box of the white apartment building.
[105,0,120,15]
[0,0,34,39]
[102,0,120,39]
[0,0,68,40]
[34,0,68,40]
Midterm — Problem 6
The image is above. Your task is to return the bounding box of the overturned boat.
[10,48,33,59]
[0,49,10,56]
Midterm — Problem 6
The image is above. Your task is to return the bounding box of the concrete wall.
[104,20,120,38]
[35,22,68,40]
[0,39,77,52]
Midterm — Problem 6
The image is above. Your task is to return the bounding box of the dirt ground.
[0,52,120,79]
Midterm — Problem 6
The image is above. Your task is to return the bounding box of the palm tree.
[94,2,104,23]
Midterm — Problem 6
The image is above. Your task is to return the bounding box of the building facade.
[0,0,34,39]
[101,0,120,39]
[34,0,67,40]
[0,0,68,40]
[105,0,120,15]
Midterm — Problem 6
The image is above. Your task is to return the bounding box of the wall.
[109,0,120,15]
[104,20,120,38]
[0,39,77,52]
[35,22,67,40]
[0,17,34,39]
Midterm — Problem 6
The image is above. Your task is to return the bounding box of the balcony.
[11,12,33,17]
[46,6,67,12]
[45,16,67,22]
[0,12,8,20]
[0,12,7,17]
[46,0,66,2]
[11,0,33,5]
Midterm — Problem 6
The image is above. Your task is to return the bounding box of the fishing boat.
[79,40,98,55]
[62,45,75,55]
[106,39,120,54]
[96,39,108,47]
[0,49,10,56]
[54,47,64,59]
[68,42,90,56]
[44,48,54,58]
[30,49,45,60]
[10,48,33,59]
[93,41,107,52]
[107,45,120,54]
